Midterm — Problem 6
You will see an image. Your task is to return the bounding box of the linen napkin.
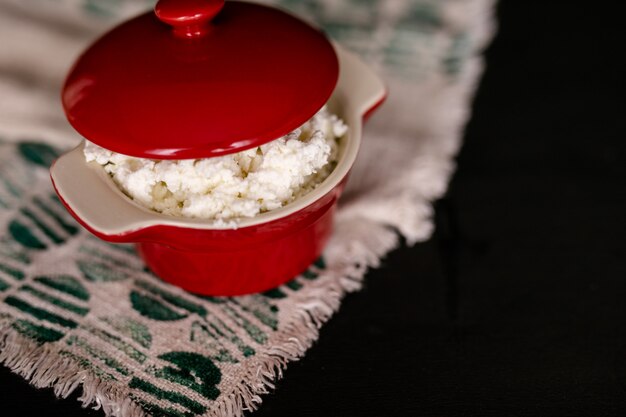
[0,0,495,416]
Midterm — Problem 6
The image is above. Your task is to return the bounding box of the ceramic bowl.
[51,45,386,295]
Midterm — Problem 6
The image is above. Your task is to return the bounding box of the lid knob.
[155,0,225,38]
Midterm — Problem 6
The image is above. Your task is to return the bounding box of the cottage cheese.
[84,106,347,221]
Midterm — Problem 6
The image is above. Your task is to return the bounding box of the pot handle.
[334,44,387,122]
[50,143,159,239]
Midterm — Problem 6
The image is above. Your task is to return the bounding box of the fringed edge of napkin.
[0,330,146,416]
[0,227,398,417]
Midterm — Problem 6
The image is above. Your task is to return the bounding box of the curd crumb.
[84,106,347,221]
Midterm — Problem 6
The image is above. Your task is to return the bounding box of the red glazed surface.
[136,181,342,295]
[155,0,225,38]
[62,1,339,159]
[54,173,346,295]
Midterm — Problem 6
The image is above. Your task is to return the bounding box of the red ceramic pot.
[50,1,386,296]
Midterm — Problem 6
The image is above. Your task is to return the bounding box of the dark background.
[1,1,625,416]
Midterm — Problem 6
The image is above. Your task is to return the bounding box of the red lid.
[62,0,339,159]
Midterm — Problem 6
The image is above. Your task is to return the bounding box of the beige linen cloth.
[0,1,495,416]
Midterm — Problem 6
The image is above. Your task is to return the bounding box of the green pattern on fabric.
[67,335,130,376]
[302,269,319,280]
[262,288,287,299]
[101,316,152,348]
[313,257,327,269]
[34,275,90,301]
[156,352,222,400]
[19,285,89,316]
[18,142,59,167]
[205,316,256,358]
[2,178,22,198]
[231,298,279,331]
[60,351,117,381]
[190,321,239,363]
[19,208,65,245]
[134,280,208,317]
[0,238,31,264]
[8,220,47,250]
[82,324,148,363]
[442,33,471,76]
[223,305,268,345]
[131,396,195,417]
[32,197,80,235]
[0,262,25,281]
[11,319,65,344]
[130,291,189,321]
[129,377,208,414]
[4,296,78,328]
[78,260,131,282]
[285,279,303,291]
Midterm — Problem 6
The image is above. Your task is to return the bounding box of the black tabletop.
[1,1,625,416]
